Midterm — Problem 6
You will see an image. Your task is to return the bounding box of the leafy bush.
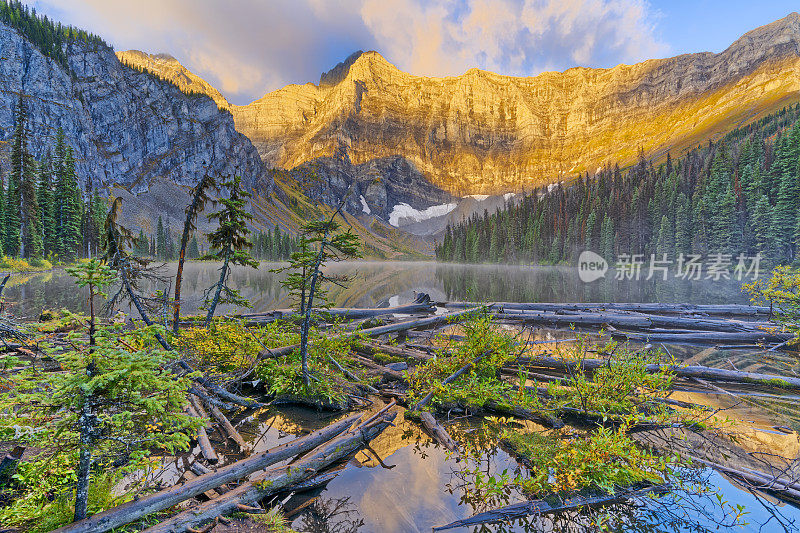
[407,311,518,408]
[745,265,800,345]
[501,427,677,495]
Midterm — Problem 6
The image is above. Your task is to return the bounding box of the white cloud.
[29,0,666,103]
[361,0,666,77]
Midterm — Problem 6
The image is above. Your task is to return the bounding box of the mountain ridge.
[135,12,800,194]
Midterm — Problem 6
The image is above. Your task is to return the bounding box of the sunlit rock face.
[116,50,231,110]
[0,22,266,192]
[229,13,800,194]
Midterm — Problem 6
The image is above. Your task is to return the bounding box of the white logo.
[578,251,607,282]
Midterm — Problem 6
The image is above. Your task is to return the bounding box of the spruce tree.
[156,216,166,259]
[37,152,56,257]
[5,95,24,257]
[187,235,200,259]
[202,175,258,325]
[54,133,82,261]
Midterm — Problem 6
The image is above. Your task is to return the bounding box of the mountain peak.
[319,50,364,87]
[116,50,230,109]
[725,11,800,54]
[319,50,398,87]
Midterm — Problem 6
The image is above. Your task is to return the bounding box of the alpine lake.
[6,261,799,532]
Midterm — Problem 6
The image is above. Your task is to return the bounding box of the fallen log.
[685,454,800,502]
[328,355,380,394]
[351,354,406,382]
[181,471,220,500]
[442,301,771,317]
[613,330,793,345]
[187,402,218,464]
[353,342,432,362]
[242,293,435,322]
[190,463,230,494]
[496,310,772,333]
[50,413,363,533]
[432,484,669,531]
[514,356,800,391]
[482,400,565,429]
[258,307,486,360]
[419,411,458,452]
[205,403,249,452]
[0,445,24,487]
[139,408,398,533]
[412,351,489,411]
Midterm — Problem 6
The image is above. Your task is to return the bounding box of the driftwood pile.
[51,405,397,533]
[10,294,799,531]
[445,300,793,346]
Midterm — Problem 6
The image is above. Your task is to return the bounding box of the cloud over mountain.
[32,0,665,103]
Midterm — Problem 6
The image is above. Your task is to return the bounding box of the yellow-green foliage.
[501,427,676,495]
[407,312,518,408]
[0,256,52,272]
[249,506,295,532]
[33,308,88,333]
[20,472,124,533]
[255,323,369,403]
[745,265,800,344]
[0,323,200,530]
[176,320,297,373]
[544,336,674,416]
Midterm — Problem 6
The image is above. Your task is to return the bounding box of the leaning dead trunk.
[203,252,230,328]
[50,413,362,533]
[140,408,397,533]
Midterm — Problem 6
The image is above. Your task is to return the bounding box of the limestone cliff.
[0,22,266,192]
[116,50,230,110]
[230,13,800,194]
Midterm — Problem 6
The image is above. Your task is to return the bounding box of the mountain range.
[2,11,800,251]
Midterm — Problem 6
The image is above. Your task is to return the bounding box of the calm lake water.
[8,261,798,531]
[2,260,755,318]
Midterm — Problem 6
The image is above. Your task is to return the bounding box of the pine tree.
[584,210,597,251]
[600,214,614,261]
[133,229,149,256]
[771,166,798,262]
[655,215,673,257]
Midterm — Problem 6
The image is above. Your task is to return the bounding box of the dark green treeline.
[437,104,800,266]
[137,217,300,263]
[2,94,104,262]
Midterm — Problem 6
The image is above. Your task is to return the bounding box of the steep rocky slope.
[0,22,265,192]
[226,13,800,194]
[116,50,230,110]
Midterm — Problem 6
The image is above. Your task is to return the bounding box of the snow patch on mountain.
[359,195,371,214]
[388,202,457,227]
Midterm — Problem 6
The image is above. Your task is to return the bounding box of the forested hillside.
[437,104,800,266]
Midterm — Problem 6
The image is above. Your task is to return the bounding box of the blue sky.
[26,1,800,105]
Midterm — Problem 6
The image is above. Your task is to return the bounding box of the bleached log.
[432,484,668,530]
[139,409,398,533]
[514,356,800,390]
[259,307,486,360]
[50,413,362,533]
[242,293,435,322]
[442,301,771,317]
[419,411,458,452]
